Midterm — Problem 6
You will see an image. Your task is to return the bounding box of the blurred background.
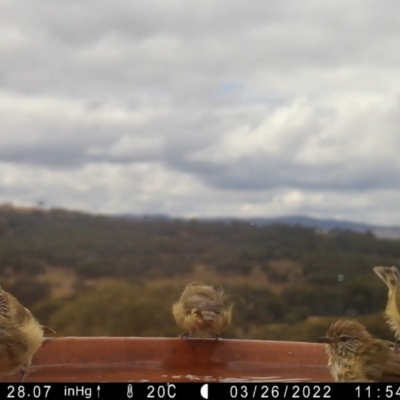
[0,1,400,341]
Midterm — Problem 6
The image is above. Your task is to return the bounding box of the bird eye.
[340,335,348,342]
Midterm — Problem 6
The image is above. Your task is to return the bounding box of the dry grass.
[36,266,77,298]
[32,259,303,299]
[145,261,301,294]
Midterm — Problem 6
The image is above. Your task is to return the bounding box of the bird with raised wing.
[373,266,400,354]
[172,282,232,339]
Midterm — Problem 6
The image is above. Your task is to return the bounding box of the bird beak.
[317,336,332,344]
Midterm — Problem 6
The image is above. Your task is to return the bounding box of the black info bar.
[1,382,398,399]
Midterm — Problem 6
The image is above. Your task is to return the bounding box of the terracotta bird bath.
[0,338,333,382]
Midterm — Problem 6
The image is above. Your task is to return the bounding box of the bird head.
[317,319,372,357]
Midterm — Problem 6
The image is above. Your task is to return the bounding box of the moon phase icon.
[200,383,208,399]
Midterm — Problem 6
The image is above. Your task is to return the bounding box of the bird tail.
[42,326,56,335]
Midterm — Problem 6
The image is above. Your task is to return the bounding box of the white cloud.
[0,1,400,224]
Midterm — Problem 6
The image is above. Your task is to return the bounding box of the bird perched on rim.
[317,319,400,382]
[172,281,232,339]
[0,285,56,382]
[373,266,400,354]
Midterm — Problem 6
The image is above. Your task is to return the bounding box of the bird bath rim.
[0,337,332,382]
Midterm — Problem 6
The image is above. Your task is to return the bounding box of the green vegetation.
[0,205,397,341]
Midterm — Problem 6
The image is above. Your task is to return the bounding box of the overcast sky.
[1,1,400,225]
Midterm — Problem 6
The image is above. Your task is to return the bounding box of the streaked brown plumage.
[373,266,400,353]
[0,286,55,381]
[172,281,232,339]
[317,319,400,382]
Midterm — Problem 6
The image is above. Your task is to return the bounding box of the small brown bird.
[373,266,400,353]
[172,281,232,339]
[0,286,56,381]
[317,319,400,382]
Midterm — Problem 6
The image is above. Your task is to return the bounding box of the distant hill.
[0,203,399,340]
[116,213,400,239]
[247,216,400,239]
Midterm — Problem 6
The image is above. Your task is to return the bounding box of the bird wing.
[393,288,400,322]
[364,342,400,382]
[13,303,32,324]
[181,293,224,313]
[373,266,400,321]
[373,266,400,290]
[0,288,10,318]
[0,288,33,329]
